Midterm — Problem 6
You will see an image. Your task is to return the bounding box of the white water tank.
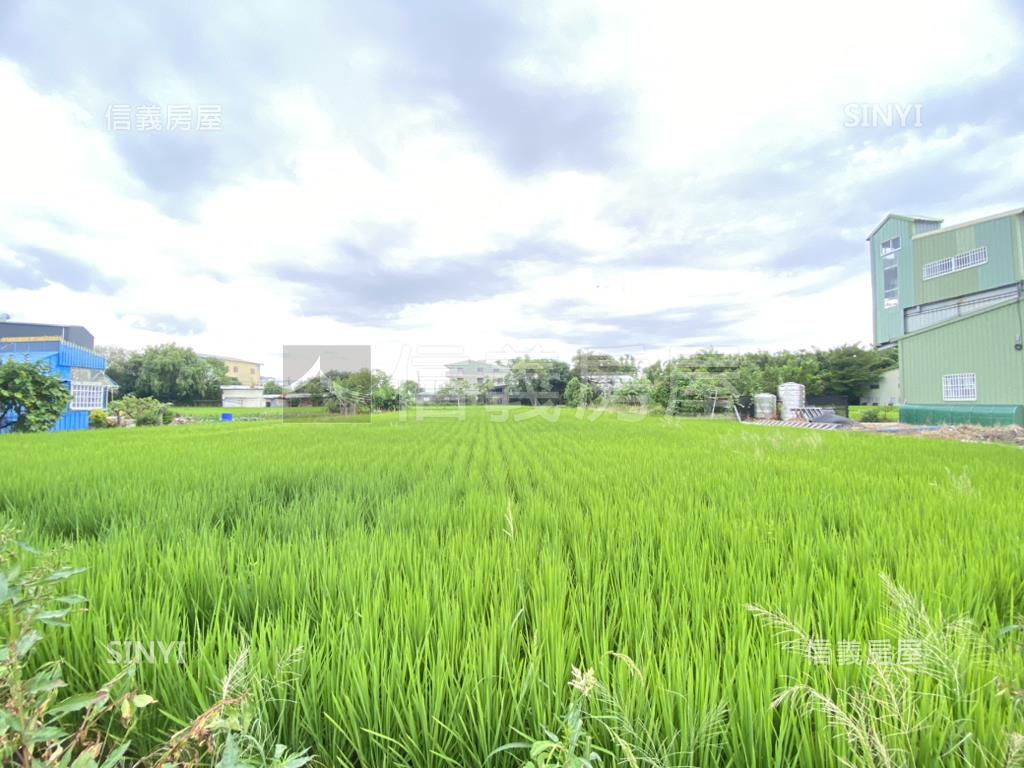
[753,393,777,420]
[777,382,806,420]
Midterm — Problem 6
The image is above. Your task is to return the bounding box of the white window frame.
[882,257,898,308]
[942,373,977,402]
[70,382,106,411]
[881,237,901,256]
[924,246,987,280]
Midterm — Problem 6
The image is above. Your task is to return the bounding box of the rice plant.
[0,407,1022,765]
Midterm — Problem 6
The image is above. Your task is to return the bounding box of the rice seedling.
[0,407,1022,765]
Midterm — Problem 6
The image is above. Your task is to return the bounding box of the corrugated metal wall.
[899,300,1024,404]
[52,410,90,432]
[58,343,107,370]
[911,215,1023,305]
[870,217,916,345]
[1,340,106,433]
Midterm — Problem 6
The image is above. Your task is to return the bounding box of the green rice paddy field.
[2,408,1023,766]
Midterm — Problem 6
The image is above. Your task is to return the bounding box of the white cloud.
[0,0,1022,381]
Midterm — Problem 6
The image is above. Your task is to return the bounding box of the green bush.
[89,409,110,429]
[859,406,883,422]
[109,395,167,426]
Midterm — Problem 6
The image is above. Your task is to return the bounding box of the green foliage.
[397,380,420,408]
[263,380,284,395]
[88,409,109,429]
[494,660,721,768]
[850,405,900,423]
[749,575,1022,767]
[109,395,168,426]
[102,344,228,404]
[507,358,571,404]
[858,407,884,423]
[96,346,138,396]
[494,668,603,768]
[609,378,651,406]
[564,377,582,408]
[0,527,154,765]
[370,371,400,411]
[645,344,899,402]
[0,359,72,432]
[814,344,896,401]
[436,378,490,405]
[571,351,637,379]
[1,411,1022,764]
[300,368,389,412]
[0,529,311,767]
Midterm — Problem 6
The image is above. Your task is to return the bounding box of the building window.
[250,367,255,374]
[879,238,900,308]
[942,373,977,402]
[882,255,898,308]
[232,365,238,373]
[70,382,106,410]
[924,246,987,280]
[881,237,901,255]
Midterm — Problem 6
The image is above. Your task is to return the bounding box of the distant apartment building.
[867,207,1024,416]
[444,360,510,387]
[199,354,261,387]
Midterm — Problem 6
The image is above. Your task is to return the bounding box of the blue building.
[0,321,117,432]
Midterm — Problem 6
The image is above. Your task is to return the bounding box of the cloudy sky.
[1,1,1022,385]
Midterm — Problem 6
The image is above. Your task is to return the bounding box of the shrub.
[89,409,110,429]
[109,395,167,426]
[859,406,883,423]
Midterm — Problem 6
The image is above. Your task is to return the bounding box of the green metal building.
[867,207,1024,424]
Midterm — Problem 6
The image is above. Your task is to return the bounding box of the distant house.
[199,354,261,387]
[0,321,117,432]
[861,368,900,406]
[444,360,510,386]
[220,385,265,408]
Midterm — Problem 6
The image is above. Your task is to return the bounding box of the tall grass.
[0,408,1022,765]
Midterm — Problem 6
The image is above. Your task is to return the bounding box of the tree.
[571,351,637,380]
[611,378,652,406]
[370,372,400,411]
[731,361,765,398]
[103,345,228,404]
[436,379,472,404]
[326,379,361,414]
[815,344,896,400]
[98,345,140,395]
[775,351,823,395]
[398,380,420,408]
[0,360,72,432]
[507,358,571,404]
[564,377,582,407]
[263,380,283,395]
